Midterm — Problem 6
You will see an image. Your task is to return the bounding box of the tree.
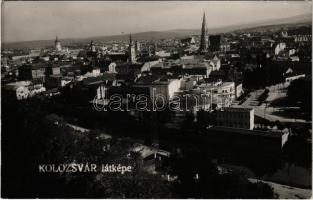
[166,153,276,198]
[287,78,312,113]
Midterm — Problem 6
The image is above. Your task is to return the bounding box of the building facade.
[209,35,221,52]
[216,107,254,130]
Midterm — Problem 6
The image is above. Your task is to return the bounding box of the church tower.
[135,40,141,52]
[90,40,96,52]
[55,36,62,51]
[128,34,136,63]
[199,12,208,54]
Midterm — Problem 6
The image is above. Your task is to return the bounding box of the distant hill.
[228,13,312,32]
[2,13,311,49]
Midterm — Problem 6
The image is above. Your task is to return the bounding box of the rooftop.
[135,74,177,85]
[218,107,254,113]
[199,81,235,89]
[83,73,116,85]
[4,81,32,90]
[207,126,289,138]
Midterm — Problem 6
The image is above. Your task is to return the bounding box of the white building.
[155,50,171,58]
[274,42,286,55]
[199,81,235,107]
[4,81,46,100]
[108,62,117,73]
[209,55,221,71]
[168,79,181,99]
[134,78,181,102]
[285,74,305,83]
[141,60,162,72]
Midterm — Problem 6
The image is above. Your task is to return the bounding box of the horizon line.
[2,12,312,44]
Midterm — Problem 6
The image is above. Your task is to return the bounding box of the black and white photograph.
[1,1,312,198]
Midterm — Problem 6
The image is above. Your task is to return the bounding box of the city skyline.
[2,1,312,43]
[1,1,312,198]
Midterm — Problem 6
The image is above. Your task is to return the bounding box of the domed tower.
[55,36,62,51]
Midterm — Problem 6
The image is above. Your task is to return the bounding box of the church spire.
[202,12,206,24]
[199,12,208,54]
[129,33,133,45]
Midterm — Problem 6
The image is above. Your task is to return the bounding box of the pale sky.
[2,1,312,42]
